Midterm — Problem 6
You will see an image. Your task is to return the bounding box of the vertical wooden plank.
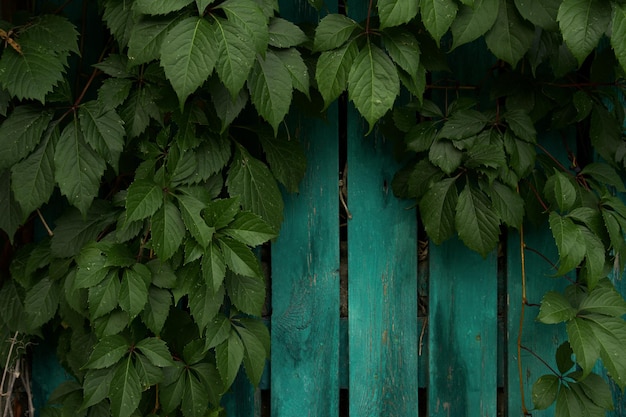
[271,106,340,416]
[428,239,498,416]
[222,371,259,417]
[344,4,418,416]
[271,1,340,411]
[346,110,419,416]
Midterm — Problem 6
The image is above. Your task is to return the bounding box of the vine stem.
[536,143,574,177]
[37,209,54,237]
[365,0,374,33]
[517,216,530,416]
[0,331,19,411]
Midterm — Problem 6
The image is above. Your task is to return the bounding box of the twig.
[0,331,18,400]
[521,345,561,377]
[20,358,34,417]
[36,209,54,237]
[517,218,530,416]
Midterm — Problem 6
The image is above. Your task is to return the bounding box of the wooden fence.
[218,2,626,416]
[28,1,626,416]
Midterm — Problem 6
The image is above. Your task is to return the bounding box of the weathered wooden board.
[428,238,497,417]
[270,1,340,408]
[346,106,419,416]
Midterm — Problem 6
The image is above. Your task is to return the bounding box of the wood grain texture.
[346,109,419,415]
[222,371,260,417]
[428,238,497,417]
[271,2,340,411]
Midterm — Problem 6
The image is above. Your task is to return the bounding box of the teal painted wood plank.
[222,371,259,417]
[507,225,566,417]
[270,106,340,416]
[346,110,419,415]
[428,238,497,417]
[271,0,340,408]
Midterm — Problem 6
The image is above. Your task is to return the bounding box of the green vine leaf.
[268,17,307,48]
[160,17,217,108]
[24,277,59,329]
[151,201,186,261]
[182,367,211,417]
[378,0,418,29]
[88,273,121,320]
[316,41,359,109]
[119,265,150,320]
[128,16,182,67]
[219,237,263,278]
[176,193,215,248]
[612,4,626,73]
[313,14,360,52]
[420,0,458,43]
[135,337,175,367]
[514,0,559,30]
[532,374,559,410]
[259,130,307,193]
[141,287,172,335]
[79,101,125,172]
[204,315,231,350]
[54,119,107,215]
[212,17,256,97]
[348,42,399,133]
[125,179,164,224]
[202,242,226,293]
[579,279,626,317]
[134,0,193,15]
[81,369,114,410]
[0,106,53,171]
[566,317,601,379]
[223,211,276,246]
[274,48,310,99]
[451,0,499,49]
[248,50,293,133]
[557,0,612,66]
[419,178,458,245]
[84,335,130,370]
[226,146,284,231]
[549,212,586,276]
[11,128,56,217]
[215,331,244,388]
[236,325,267,387]
[455,184,500,257]
[383,29,421,83]
[218,0,269,55]
[484,0,535,67]
[225,272,266,316]
[189,283,224,332]
[537,291,576,324]
[109,356,142,417]
[586,315,626,389]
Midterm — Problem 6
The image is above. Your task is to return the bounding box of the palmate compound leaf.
[316,40,359,109]
[54,118,107,216]
[0,106,53,171]
[455,184,501,257]
[161,17,217,108]
[247,50,293,133]
[119,265,150,319]
[378,0,418,29]
[235,325,267,387]
[223,211,276,246]
[83,335,130,369]
[348,42,400,133]
[613,4,626,73]
[24,277,59,329]
[135,337,175,367]
[451,0,499,49]
[125,179,163,224]
[383,28,421,81]
[420,0,458,43]
[226,146,284,231]
[274,48,310,99]
[219,237,263,279]
[176,192,215,248]
[557,0,612,66]
[419,178,458,245]
[202,241,226,293]
[484,0,535,67]
[225,272,266,316]
[514,0,559,30]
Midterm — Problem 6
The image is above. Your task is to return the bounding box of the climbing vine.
[0,0,625,416]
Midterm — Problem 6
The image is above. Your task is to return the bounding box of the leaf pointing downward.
[161,17,217,108]
[348,42,399,133]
